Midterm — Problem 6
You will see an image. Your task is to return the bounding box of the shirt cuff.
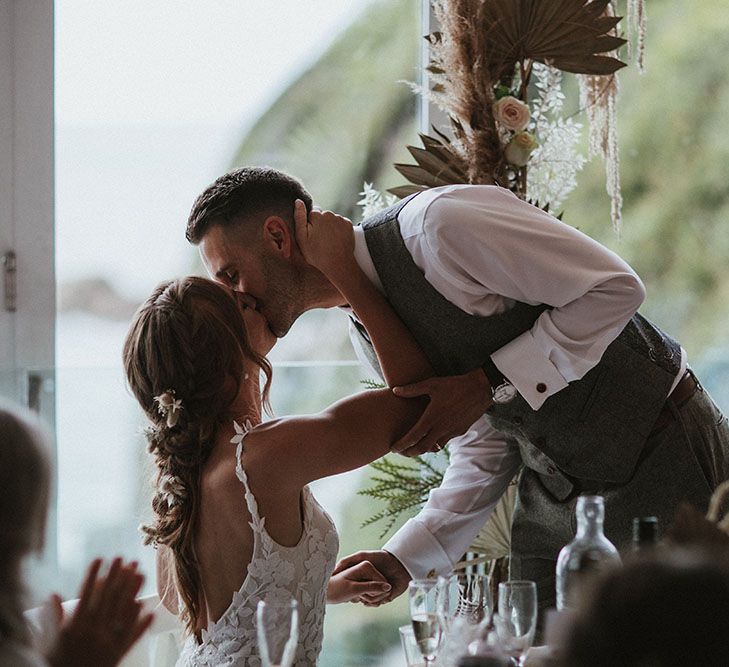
[383,518,454,580]
[490,331,569,411]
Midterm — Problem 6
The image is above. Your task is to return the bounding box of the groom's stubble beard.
[259,255,308,338]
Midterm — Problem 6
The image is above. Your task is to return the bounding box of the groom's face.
[200,224,303,339]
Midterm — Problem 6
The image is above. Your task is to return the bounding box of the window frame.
[0,0,57,579]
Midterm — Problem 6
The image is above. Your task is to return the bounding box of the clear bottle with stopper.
[555,495,621,610]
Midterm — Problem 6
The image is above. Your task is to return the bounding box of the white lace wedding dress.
[175,421,339,666]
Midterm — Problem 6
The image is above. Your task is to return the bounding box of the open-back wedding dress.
[175,421,339,666]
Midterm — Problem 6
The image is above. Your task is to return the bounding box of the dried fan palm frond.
[666,481,729,549]
[476,0,628,81]
[707,480,729,531]
[389,129,470,198]
[468,480,518,560]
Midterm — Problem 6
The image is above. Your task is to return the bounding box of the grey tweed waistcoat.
[355,195,682,499]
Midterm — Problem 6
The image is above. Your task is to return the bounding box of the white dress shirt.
[350,183,686,579]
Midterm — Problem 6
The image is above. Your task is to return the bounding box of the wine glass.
[494,580,537,666]
[437,572,492,630]
[409,579,443,666]
[256,598,299,667]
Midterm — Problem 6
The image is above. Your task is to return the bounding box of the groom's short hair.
[186,167,312,244]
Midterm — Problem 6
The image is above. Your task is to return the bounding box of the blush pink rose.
[493,96,531,131]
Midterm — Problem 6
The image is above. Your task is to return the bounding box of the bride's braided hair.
[123,276,271,633]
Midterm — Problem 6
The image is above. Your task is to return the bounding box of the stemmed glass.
[437,572,492,629]
[409,579,443,666]
[436,573,491,665]
[493,580,537,666]
[256,598,299,667]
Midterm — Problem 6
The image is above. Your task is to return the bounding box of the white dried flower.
[154,389,183,428]
[527,63,587,212]
[159,474,187,508]
[358,182,397,220]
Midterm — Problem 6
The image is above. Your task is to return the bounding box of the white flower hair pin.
[159,473,187,508]
[154,389,184,428]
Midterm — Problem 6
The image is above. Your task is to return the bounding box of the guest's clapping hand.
[47,557,154,667]
[293,198,355,282]
[332,550,411,607]
[326,560,393,604]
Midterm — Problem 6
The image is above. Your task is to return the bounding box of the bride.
[122,206,434,665]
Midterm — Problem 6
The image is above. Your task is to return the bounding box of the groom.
[185,166,729,612]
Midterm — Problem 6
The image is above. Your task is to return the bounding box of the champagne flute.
[409,579,443,666]
[256,598,299,667]
[494,580,537,666]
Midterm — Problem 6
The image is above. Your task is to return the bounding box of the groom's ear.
[261,215,294,258]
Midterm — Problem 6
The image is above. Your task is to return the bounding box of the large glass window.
[55,1,419,663]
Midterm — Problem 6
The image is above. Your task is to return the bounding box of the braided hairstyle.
[122,276,271,634]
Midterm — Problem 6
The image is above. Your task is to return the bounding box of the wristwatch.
[483,358,517,404]
[492,381,517,404]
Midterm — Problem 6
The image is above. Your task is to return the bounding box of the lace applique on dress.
[175,420,339,666]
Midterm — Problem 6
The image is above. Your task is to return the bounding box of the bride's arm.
[294,201,434,387]
[245,203,434,487]
[245,387,425,486]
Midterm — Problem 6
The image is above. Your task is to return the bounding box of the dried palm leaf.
[389,130,470,198]
[666,503,729,550]
[467,480,518,560]
[476,0,628,81]
[666,481,729,549]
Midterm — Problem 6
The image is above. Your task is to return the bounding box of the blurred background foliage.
[231,0,729,363]
[230,0,421,221]
[227,0,729,661]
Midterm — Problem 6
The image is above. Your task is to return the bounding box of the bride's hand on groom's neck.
[293,198,355,282]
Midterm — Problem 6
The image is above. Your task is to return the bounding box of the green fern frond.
[360,379,386,390]
[359,449,451,539]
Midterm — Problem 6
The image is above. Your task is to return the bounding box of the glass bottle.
[632,516,659,552]
[555,495,621,610]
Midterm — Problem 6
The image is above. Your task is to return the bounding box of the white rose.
[504,131,538,167]
[493,96,531,131]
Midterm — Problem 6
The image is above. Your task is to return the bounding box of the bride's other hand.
[332,550,411,607]
[294,198,355,281]
[326,560,392,605]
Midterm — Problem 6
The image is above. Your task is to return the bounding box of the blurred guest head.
[559,548,729,667]
[0,403,51,643]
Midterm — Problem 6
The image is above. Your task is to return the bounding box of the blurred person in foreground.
[0,403,153,667]
[558,548,729,667]
[123,210,436,664]
[185,166,729,614]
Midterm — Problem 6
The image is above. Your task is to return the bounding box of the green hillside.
[230,0,420,220]
[564,0,729,356]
